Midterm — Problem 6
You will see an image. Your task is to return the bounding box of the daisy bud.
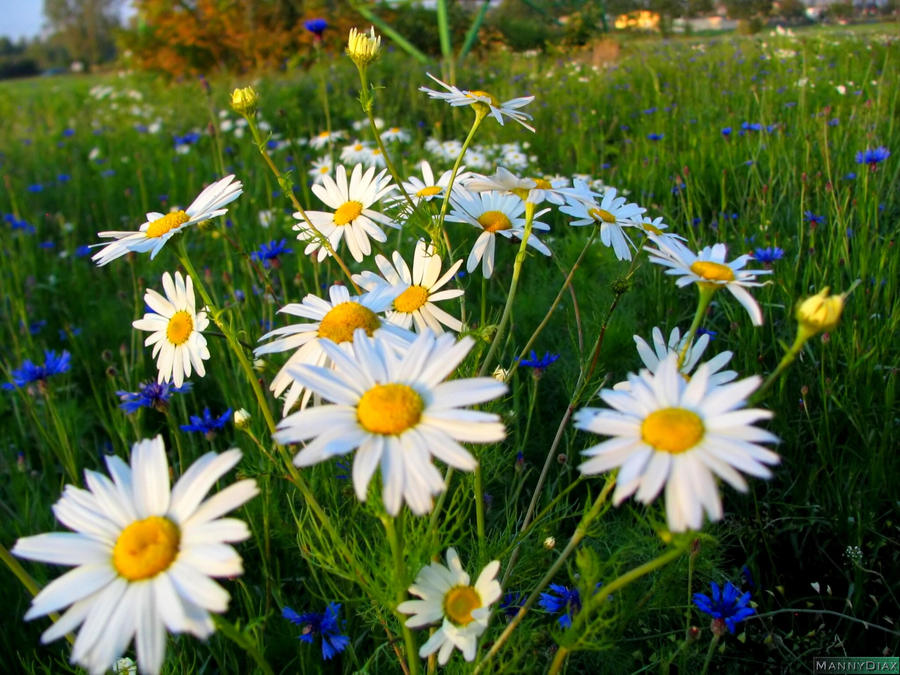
[231,86,259,116]
[234,408,252,429]
[796,286,845,336]
[543,536,556,550]
[346,27,381,67]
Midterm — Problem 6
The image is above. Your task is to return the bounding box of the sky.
[0,1,135,42]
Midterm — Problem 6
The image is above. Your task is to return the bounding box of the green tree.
[43,0,122,66]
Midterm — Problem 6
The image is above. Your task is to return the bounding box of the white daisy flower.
[353,239,464,333]
[465,166,535,198]
[12,435,258,675]
[397,548,502,665]
[293,163,397,263]
[132,271,210,388]
[365,146,386,169]
[613,327,737,391]
[254,284,414,414]
[574,353,780,532]
[381,126,410,143]
[644,238,772,326]
[92,175,242,266]
[447,189,551,278]
[340,140,372,165]
[420,73,535,132]
[635,214,684,247]
[309,129,345,149]
[352,117,383,132]
[395,160,471,208]
[308,157,333,185]
[274,330,507,515]
[560,184,645,261]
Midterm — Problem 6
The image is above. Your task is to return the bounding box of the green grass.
[0,24,898,674]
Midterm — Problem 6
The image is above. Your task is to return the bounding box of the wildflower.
[308,157,333,184]
[346,26,381,67]
[2,350,71,391]
[92,175,242,266]
[693,581,755,635]
[560,184,645,261]
[500,592,524,618]
[353,239,464,333]
[398,548,501,664]
[309,129,345,149]
[251,239,293,269]
[446,189,551,278]
[575,354,780,532]
[518,350,559,372]
[752,246,785,264]
[381,126,410,143]
[795,286,846,336]
[283,603,349,660]
[538,584,581,628]
[180,407,233,437]
[12,436,258,675]
[294,163,396,263]
[304,18,328,37]
[274,331,506,515]
[233,408,251,429]
[855,146,890,167]
[396,160,468,208]
[644,238,771,326]
[721,127,732,137]
[230,86,259,116]
[132,271,210,388]
[254,284,414,414]
[420,73,535,132]
[116,381,192,414]
[340,140,372,165]
[647,133,664,141]
[804,211,825,225]
[623,327,736,387]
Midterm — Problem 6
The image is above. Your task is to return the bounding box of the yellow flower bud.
[231,86,259,116]
[347,27,381,67]
[233,408,252,430]
[796,286,845,335]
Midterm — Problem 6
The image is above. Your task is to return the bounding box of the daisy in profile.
[92,175,242,266]
[396,160,470,209]
[397,548,501,665]
[420,73,535,132]
[294,163,397,263]
[574,353,780,532]
[560,184,645,261]
[12,435,258,675]
[132,271,210,388]
[274,330,507,515]
[447,189,551,278]
[254,284,414,414]
[644,238,771,326]
[353,239,464,333]
[309,129,345,150]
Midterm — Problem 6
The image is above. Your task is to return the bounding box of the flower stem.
[476,474,616,672]
[677,284,717,369]
[700,633,721,675]
[383,515,420,675]
[212,615,274,675]
[435,110,486,237]
[752,331,807,402]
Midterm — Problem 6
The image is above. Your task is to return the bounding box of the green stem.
[477,201,536,377]
[700,633,721,675]
[384,516,420,675]
[474,461,486,547]
[212,615,274,675]
[752,330,808,402]
[548,645,570,674]
[476,474,616,672]
[435,110,486,238]
[677,284,717,369]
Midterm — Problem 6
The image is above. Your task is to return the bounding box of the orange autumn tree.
[124,0,360,77]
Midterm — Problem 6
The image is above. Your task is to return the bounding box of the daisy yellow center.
[394,285,429,313]
[113,516,180,581]
[641,407,704,454]
[319,166,330,174]
[318,302,379,343]
[145,210,190,238]
[334,200,363,226]
[690,261,735,282]
[443,585,482,627]
[532,178,552,189]
[317,131,330,138]
[589,208,617,224]
[642,222,663,235]
[166,310,194,345]
[416,185,442,198]
[357,383,424,435]
[477,210,511,232]
[466,90,499,106]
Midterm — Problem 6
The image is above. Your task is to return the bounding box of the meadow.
[0,23,898,674]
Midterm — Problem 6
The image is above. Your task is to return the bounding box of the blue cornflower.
[647,133,664,141]
[721,127,732,136]
[500,591,524,618]
[75,244,92,257]
[843,172,856,180]
[305,18,328,36]
[855,146,890,167]
[696,327,717,340]
[250,239,294,269]
[180,407,233,436]
[828,118,840,127]
[804,211,825,225]
[27,184,43,193]
[117,381,192,414]
[741,122,762,132]
[3,350,71,390]
[752,246,784,263]
[283,603,349,660]
[518,350,559,371]
[693,581,755,634]
[62,128,75,137]
[538,584,581,628]
[57,173,71,183]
